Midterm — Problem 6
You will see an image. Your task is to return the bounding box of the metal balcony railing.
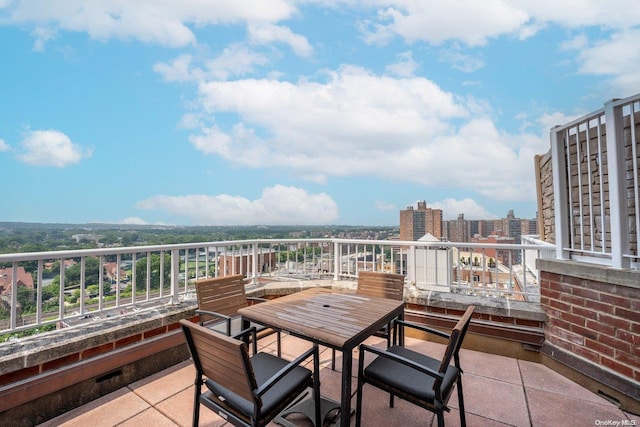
[0,237,554,336]
[551,93,640,269]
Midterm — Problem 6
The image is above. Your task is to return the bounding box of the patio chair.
[332,271,405,369]
[180,319,321,427]
[355,306,475,427]
[195,274,281,356]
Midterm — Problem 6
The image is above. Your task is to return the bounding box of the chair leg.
[277,332,282,357]
[313,345,322,427]
[193,382,201,427]
[456,377,467,427]
[436,411,445,427]
[331,349,336,370]
[355,357,365,427]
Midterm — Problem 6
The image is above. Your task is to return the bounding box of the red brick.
[616,351,640,367]
[585,279,616,294]
[585,338,615,357]
[550,336,574,352]
[573,287,600,301]
[550,325,584,345]
[560,293,585,306]
[615,306,640,323]
[574,346,601,364]
[167,321,181,331]
[599,292,631,308]
[598,312,632,330]
[543,288,562,300]
[560,312,586,327]
[0,365,40,387]
[549,299,572,312]
[81,342,114,359]
[515,318,543,328]
[572,305,598,320]
[115,334,143,348]
[615,329,639,345]
[570,324,597,340]
[42,353,80,372]
[549,281,574,294]
[548,317,572,331]
[560,275,585,287]
[489,315,513,324]
[586,319,615,335]
[143,326,167,338]
[599,334,632,353]
[601,356,634,378]
[585,299,613,314]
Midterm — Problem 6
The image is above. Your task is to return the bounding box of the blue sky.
[1,1,639,226]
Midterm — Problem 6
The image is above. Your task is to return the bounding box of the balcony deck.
[38,332,635,427]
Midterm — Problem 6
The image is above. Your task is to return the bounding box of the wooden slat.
[357,271,405,301]
[195,274,249,316]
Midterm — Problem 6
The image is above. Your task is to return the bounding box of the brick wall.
[540,266,640,383]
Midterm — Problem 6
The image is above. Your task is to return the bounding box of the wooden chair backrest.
[195,274,248,316]
[357,271,405,301]
[180,319,255,402]
[438,305,475,375]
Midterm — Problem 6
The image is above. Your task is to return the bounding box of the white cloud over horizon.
[136,185,339,226]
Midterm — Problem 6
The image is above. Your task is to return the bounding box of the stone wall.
[534,150,554,242]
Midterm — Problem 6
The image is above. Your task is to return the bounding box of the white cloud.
[187,66,544,202]
[118,217,149,225]
[385,51,419,77]
[248,23,313,58]
[364,0,529,46]
[17,129,92,167]
[4,0,297,48]
[431,198,498,220]
[0,138,9,151]
[571,28,640,95]
[136,185,339,225]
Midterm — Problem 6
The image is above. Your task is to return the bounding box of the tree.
[17,286,36,314]
[135,254,171,291]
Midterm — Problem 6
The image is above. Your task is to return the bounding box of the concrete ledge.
[538,258,640,289]
[0,301,197,377]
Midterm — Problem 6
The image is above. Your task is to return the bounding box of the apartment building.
[399,200,443,241]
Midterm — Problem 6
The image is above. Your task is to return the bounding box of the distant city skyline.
[1,2,638,226]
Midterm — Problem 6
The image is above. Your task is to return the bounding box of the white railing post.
[604,99,631,269]
[169,249,180,304]
[333,241,340,280]
[10,263,18,329]
[251,243,259,285]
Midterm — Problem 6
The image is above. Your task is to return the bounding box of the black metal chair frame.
[356,306,475,427]
[180,319,321,427]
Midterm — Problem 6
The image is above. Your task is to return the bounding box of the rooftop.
[38,332,635,427]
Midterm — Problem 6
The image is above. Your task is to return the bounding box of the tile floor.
[39,334,637,427]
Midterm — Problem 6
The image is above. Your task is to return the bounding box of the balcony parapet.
[1,279,549,425]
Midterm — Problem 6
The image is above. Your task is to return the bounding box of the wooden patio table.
[238,287,405,426]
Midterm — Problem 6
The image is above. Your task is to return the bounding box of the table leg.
[340,347,352,427]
